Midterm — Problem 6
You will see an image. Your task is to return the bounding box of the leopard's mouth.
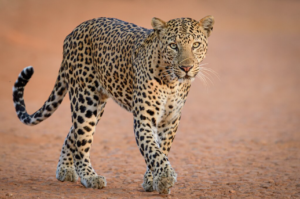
[182,72,193,79]
[171,68,193,81]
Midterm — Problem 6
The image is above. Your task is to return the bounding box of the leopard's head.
[151,16,214,82]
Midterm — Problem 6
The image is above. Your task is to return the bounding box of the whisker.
[203,72,214,85]
[199,67,218,75]
[200,70,220,83]
[195,65,212,86]
[198,63,219,78]
[198,63,209,67]
[196,73,208,86]
[197,63,220,82]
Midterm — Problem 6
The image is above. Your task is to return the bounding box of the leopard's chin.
[181,73,193,79]
[177,75,193,83]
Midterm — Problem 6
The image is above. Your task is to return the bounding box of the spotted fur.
[13,16,214,194]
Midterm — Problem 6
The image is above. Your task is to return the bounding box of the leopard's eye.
[193,42,201,48]
[169,43,178,49]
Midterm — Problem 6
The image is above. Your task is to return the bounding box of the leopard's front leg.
[142,167,154,192]
[134,117,177,194]
[141,117,180,192]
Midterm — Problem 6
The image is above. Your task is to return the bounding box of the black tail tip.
[21,66,34,80]
[13,66,35,89]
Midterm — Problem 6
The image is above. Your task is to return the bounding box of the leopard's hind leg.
[56,92,108,186]
[70,87,108,189]
[56,126,78,182]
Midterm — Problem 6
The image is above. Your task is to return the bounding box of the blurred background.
[0,0,299,198]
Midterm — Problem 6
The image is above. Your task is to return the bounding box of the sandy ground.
[0,0,300,198]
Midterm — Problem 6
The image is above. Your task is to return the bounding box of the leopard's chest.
[159,82,191,124]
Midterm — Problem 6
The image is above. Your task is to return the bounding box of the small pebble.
[229,190,236,194]
[5,193,13,197]
[261,184,270,189]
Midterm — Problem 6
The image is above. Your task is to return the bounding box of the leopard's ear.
[199,15,214,37]
[151,17,166,32]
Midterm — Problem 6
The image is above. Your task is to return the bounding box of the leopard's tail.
[13,66,68,126]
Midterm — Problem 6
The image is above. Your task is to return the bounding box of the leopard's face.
[152,16,214,81]
[161,30,207,81]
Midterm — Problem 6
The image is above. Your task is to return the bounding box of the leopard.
[12,16,214,194]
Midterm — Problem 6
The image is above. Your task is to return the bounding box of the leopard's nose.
[179,65,193,72]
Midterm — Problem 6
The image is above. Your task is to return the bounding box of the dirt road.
[0,0,299,198]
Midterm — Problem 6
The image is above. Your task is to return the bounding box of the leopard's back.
[63,17,152,111]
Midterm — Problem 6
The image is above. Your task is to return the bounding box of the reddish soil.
[0,0,299,198]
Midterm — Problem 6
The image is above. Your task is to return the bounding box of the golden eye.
[169,43,178,49]
[193,42,201,48]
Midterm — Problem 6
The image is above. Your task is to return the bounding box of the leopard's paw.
[153,166,177,194]
[56,166,78,182]
[142,170,154,192]
[80,175,106,189]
